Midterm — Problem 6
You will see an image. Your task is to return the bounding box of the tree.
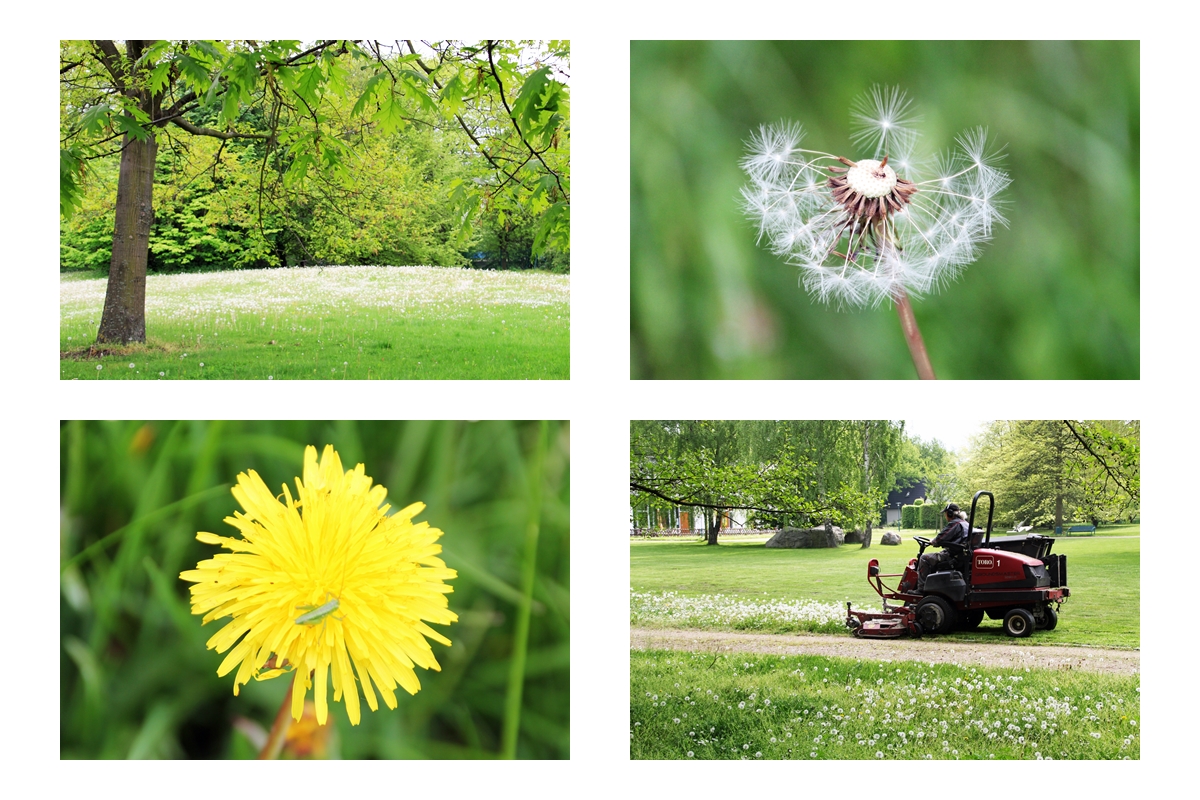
[842,421,908,548]
[957,420,1139,528]
[911,436,960,507]
[629,421,906,546]
[61,40,570,345]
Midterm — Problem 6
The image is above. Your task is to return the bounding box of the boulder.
[765,526,844,548]
[844,529,865,545]
[880,531,902,545]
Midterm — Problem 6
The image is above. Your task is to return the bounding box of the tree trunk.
[824,519,837,549]
[706,512,721,546]
[861,421,872,549]
[96,131,158,344]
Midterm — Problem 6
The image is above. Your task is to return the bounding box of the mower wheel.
[1003,608,1035,638]
[916,596,956,634]
[1040,605,1058,631]
[961,609,985,630]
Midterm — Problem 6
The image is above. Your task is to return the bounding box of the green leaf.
[439,72,466,117]
[511,66,552,135]
[294,64,324,107]
[220,89,240,126]
[351,72,386,118]
[532,201,569,256]
[149,61,172,93]
[399,70,438,114]
[373,91,406,134]
[285,152,314,187]
[175,54,210,91]
[60,147,85,219]
[113,114,151,142]
[78,103,112,137]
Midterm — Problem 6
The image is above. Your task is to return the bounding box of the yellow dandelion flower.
[180,444,457,726]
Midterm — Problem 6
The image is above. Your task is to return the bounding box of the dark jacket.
[932,517,968,547]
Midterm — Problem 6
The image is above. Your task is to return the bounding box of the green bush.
[900,503,944,529]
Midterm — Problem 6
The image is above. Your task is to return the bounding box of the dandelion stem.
[258,672,299,760]
[501,420,548,758]
[894,291,936,379]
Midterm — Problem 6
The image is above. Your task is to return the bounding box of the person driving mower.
[916,503,969,593]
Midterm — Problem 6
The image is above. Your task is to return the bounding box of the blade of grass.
[61,483,231,573]
[501,420,548,758]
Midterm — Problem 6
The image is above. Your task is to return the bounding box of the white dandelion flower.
[740,86,1009,378]
[741,86,1009,311]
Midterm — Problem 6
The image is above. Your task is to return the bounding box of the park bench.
[1054,524,1097,536]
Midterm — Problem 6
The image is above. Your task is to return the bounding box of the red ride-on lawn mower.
[846,491,1069,638]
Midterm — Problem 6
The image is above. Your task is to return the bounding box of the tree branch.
[630,479,839,519]
[1062,420,1139,502]
[402,40,526,193]
[90,40,126,92]
[168,116,270,140]
[485,40,568,201]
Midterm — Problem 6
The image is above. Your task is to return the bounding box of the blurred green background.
[60,420,569,759]
[631,41,1139,379]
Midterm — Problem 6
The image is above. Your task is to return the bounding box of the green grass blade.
[61,483,231,573]
[501,420,548,758]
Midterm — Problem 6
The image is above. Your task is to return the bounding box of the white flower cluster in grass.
[631,655,1140,760]
[60,265,570,325]
[740,86,1011,308]
[631,589,847,633]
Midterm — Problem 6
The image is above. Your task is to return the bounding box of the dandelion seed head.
[742,87,1009,307]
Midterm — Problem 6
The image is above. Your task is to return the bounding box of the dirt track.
[631,628,1139,676]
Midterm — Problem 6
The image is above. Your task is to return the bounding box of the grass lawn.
[630,525,1139,648]
[60,266,569,379]
[630,650,1139,760]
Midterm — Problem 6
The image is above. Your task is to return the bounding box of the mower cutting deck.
[846,490,1069,639]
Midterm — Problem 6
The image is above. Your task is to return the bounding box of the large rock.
[765,526,844,548]
[844,529,865,545]
[880,531,902,545]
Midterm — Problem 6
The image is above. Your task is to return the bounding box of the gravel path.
[631,627,1139,676]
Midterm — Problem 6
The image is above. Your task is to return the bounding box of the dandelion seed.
[180,445,457,726]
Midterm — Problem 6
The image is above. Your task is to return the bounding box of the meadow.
[60,266,570,380]
[630,650,1139,760]
[630,526,1140,648]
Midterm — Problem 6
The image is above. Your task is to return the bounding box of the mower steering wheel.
[912,536,931,546]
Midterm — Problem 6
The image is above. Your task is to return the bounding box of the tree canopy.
[957,420,1139,528]
[630,421,909,545]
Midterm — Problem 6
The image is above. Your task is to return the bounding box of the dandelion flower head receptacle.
[180,444,457,726]
[740,85,1011,308]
